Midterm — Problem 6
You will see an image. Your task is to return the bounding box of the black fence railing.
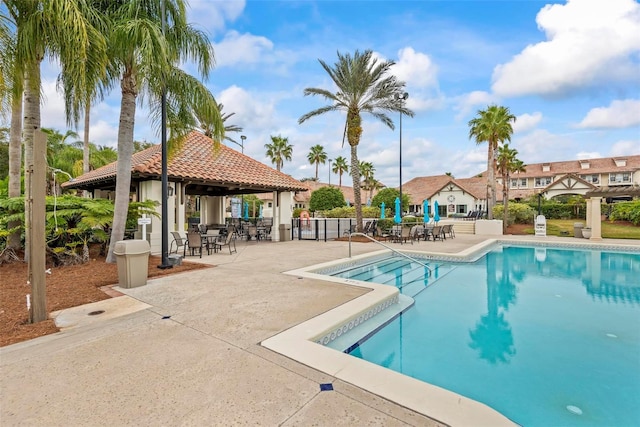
[291,218,361,241]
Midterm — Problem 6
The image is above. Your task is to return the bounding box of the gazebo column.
[176,182,186,231]
[138,180,166,254]
[589,196,602,241]
[585,198,592,228]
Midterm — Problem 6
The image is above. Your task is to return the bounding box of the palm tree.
[4,0,106,262]
[211,103,243,145]
[307,144,327,181]
[332,156,349,187]
[468,105,516,219]
[102,0,223,263]
[359,161,377,201]
[299,50,413,232]
[265,135,293,172]
[497,144,525,233]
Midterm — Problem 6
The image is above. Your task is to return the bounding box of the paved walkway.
[1,234,638,426]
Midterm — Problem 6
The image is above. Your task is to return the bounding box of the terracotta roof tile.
[64,131,307,192]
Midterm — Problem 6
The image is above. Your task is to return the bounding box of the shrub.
[309,186,345,211]
[609,201,640,225]
[493,203,536,226]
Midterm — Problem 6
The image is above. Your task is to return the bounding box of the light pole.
[239,135,246,218]
[328,158,332,185]
[395,91,408,216]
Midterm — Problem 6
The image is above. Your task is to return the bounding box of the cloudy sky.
[38,0,640,187]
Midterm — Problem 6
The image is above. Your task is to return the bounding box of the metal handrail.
[347,232,432,274]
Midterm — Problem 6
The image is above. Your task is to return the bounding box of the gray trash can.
[113,240,150,288]
[573,223,584,238]
[279,224,291,241]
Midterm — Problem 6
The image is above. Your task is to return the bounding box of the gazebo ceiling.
[585,185,640,198]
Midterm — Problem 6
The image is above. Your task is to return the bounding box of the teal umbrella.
[244,202,249,220]
[434,200,440,223]
[423,199,429,223]
[394,197,401,224]
[380,202,386,219]
[259,204,263,219]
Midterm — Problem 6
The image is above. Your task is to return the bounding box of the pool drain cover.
[566,405,583,415]
[88,310,105,316]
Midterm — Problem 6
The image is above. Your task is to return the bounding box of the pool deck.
[2,234,639,426]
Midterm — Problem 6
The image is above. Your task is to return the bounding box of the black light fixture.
[395,91,409,215]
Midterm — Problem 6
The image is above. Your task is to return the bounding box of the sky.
[35,0,640,188]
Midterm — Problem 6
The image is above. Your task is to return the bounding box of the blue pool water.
[330,245,640,427]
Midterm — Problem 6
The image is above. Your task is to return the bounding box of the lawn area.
[519,219,640,239]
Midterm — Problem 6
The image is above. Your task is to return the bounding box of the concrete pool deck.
[2,234,639,426]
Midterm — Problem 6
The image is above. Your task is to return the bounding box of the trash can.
[279,224,291,241]
[573,223,584,238]
[113,240,150,288]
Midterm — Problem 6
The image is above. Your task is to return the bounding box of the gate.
[291,218,359,241]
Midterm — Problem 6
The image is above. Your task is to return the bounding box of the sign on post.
[138,216,152,238]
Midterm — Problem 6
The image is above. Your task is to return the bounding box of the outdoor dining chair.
[169,231,186,256]
[186,231,206,257]
[214,231,237,254]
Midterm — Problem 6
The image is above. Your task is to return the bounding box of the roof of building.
[485,154,640,178]
[63,131,307,193]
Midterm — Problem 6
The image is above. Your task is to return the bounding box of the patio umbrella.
[244,202,249,220]
[394,197,401,224]
[380,202,385,219]
[433,200,440,223]
[423,199,429,223]
[259,204,263,219]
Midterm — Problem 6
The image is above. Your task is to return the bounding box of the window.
[268,202,272,208]
[581,174,599,184]
[510,178,527,188]
[535,177,552,187]
[456,205,467,214]
[520,178,527,187]
[510,179,518,188]
[609,173,631,184]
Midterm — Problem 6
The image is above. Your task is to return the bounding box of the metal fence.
[291,218,363,241]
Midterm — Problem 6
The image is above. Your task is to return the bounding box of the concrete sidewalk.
[2,235,637,426]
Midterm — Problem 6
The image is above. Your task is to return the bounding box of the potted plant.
[582,227,592,239]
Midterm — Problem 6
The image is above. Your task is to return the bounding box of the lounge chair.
[463,211,476,221]
[442,224,455,239]
[214,230,237,254]
[535,215,547,237]
[431,225,445,241]
[169,231,186,255]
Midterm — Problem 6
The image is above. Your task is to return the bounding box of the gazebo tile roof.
[64,131,307,191]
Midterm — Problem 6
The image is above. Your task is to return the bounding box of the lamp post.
[238,135,246,218]
[395,91,409,217]
[328,158,332,185]
[158,0,171,269]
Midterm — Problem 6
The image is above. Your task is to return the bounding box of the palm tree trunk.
[315,162,318,181]
[22,62,42,261]
[350,145,362,231]
[83,102,91,198]
[7,93,23,250]
[106,73,137,263]
[502,171,509,234]
[487,142,495,219]
[339,172,342,187]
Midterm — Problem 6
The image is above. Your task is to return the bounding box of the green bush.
[309,186,345,211]
[493,203,537,226]
[609,201,640,225]
[293,208,305,218]
[371,188,409,213]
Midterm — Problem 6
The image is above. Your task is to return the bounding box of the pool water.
[331,245,640,427]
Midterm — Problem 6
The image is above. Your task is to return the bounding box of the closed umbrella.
[433,200,440,223]
[394,197,401,224]
[380,202,386,219]
[259,204,263,219]
[423,199,429,223]
[244,202,249,220]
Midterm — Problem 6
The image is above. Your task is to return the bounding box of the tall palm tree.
[359,161,377,200]
[102,0,223,263]
[332,156,349,187]
[265,135,292,172]
[307,144,327,181]
[4,0,106,261]
[211,103,243,145]
[299,50,413,232]
[497,144,525,233]
[468,105,516,220]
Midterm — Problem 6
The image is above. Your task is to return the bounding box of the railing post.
[324,219,327,242]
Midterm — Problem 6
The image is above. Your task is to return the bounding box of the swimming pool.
[330,244,640,426]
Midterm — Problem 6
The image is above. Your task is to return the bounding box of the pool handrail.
[347,232,432,274]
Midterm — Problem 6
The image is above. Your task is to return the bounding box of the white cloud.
[453,91,499,120]
[492,0,640,97]
[575,151,602,160]
[610,140,640,156]
[212,31,274,67]
[577,99,640,128]
[186,0,245,35]
[393,47,438,89]
[513,112,543,133]
[511,129,574,163]
[40,80,67,130]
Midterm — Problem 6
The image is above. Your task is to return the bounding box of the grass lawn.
[520,219,640,239]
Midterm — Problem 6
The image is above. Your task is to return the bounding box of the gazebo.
[63,131,307,252]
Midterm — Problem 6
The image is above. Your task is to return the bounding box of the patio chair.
[431,225,445,241]
[186,231,206,258]
[442,224,455,238]
[169,231,186,256]
[410,225,424,242]
[214,230,237,255]
[399,226,413,245]
[463,211,476,221]
[247,225,259,241]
